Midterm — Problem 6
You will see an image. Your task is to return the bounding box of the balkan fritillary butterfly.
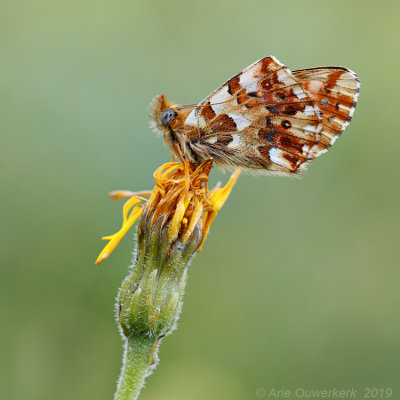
[150,56,360,175]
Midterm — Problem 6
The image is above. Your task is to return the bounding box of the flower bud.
[118,210,203,341]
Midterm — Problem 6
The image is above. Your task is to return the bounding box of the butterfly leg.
[173,143,192,191]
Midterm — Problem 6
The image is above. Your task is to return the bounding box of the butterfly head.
[150,94,200,162]
[150,94,179,132]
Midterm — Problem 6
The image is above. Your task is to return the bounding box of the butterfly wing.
[293,67,360,146]
[184,57,359,174]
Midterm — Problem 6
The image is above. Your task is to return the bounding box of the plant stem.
[113,213,202,399]
[114,335,157,400]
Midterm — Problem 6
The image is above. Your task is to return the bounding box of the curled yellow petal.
[198,168,241,250]
[182,199,204,243]
[109,190,152,200]
[168,193,192,242]
[122,197,144,222]
[209,169,241,211]
[95,204,144,265]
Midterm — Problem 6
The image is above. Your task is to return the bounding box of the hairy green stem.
[114,336,158,400]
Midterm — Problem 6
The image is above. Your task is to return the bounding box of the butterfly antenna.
[175,91,262,111]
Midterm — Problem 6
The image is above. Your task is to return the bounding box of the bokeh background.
[1,1,399,399]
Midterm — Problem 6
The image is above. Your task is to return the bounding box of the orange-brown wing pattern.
[183,57,359,174]
[293,67,360,146]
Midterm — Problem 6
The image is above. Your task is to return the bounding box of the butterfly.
[150,56,360,175]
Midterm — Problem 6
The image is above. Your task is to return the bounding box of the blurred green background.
[1,1,399,399]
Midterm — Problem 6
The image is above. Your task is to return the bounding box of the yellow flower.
[95,160,240,265]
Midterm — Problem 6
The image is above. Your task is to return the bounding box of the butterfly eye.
[161,109,177,127]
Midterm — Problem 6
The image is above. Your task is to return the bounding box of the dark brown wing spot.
[274,133,310,158]
[274,91,287,101]
[210,114,237,132]
[215,135,233,146]
[282,152,301,171]
[259,57,276,74]
[200,104,216,122]
[282,105,300,116]
[277,135,300,151]
[260,73,278,91]
[227,76,241,95]
[258,128,276,144]
[281,120,291,129]
[257,145,273,167]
